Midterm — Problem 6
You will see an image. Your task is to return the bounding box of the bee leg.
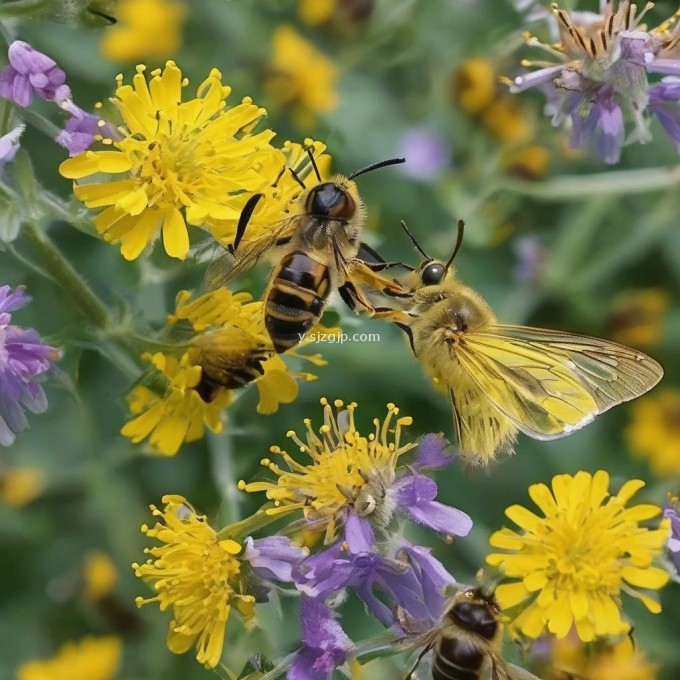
[394,321,417,355]
[230,193,263,254]
[364,260,415,273]
[338,281,375,314]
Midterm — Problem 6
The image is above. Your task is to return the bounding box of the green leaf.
[0,193,23,242]
[237,653,276,680]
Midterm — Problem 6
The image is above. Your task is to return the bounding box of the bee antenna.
[305,145,323,182]
[400,220,430,259]
[444,219,465,272]
[88,8,117,23]
[288,167,307,190]
[347,157,406,180]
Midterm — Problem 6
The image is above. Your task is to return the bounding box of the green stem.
[0,0,50,18]
[217,505,282,541]
[499,165,680,200]
[0,99,13,136]
[20,106,63,139]
[569,192,677,291]
[22,220,111,328]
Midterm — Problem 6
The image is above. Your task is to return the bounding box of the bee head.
[419,260,447,286]
[306,182,356,220]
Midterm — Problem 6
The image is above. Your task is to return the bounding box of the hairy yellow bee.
[386,221,663,465]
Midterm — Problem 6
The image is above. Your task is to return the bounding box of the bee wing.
[454,324,663,441]
[203,215,300,290]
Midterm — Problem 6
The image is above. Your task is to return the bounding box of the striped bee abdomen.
[266,251,331,353]
[432,636,484,680]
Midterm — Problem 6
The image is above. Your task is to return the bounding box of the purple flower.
[289,598,353,680]
[412,434,454,471]
[393,473,472,538]
[513,236,545,284]
[647,78,680,151]
[0,125,24,177]
[507,2,680,163]
[0,40,71,107]
[0,286,57,446]
[664,497,680,575]
[55,102,120,156]
[244,535,307,582]
[395,543,455,629]
[299,516,456,629]
[398,128,450,180]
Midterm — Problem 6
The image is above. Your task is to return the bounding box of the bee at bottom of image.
[399,588,544,680]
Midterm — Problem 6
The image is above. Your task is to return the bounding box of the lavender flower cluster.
[510,1,680,163]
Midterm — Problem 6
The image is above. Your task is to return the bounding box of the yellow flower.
[546,635,657,680]
[609,289,670,349]
[239,398,415,543]
[60,61,284,260]
[122,289,333,455]
[502,144,550,180]
[626,389,680,476]
[453,58,497,114]
[101,0,186,62]
[83,552,119,601]
[133,495,255,668]
[486,470,670,642]
[121,350,232,456]
[208,138,331,243]
[0,466,44,506]
[17,636,122,680]
[298,0,335,25]
[266,25,339,127]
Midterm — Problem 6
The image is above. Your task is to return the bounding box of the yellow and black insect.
[403,588,543,680]
[205,151,408,353]
[382,221,663,465]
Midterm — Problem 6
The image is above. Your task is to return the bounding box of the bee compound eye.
[421,263,445,286]
[307,183,355,219]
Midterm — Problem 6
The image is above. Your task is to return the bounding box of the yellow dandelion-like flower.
[239,398,415,543]
[122,288,336,455]
[101,0,186,63]
[547,635,658,680]
[0,466,44,507]
[502,144,550,180]
[17,636,122,680]
[298,0,335,25]
[133,495,255,669]
[266,25,339,128]
[59,61,285,260]
[121,349,232,456]
[626,389,680,476]
[453,58,497,115]
[609,289,670,350]
[83,551,119,601]
[208,138,331,244]
[486,470,670,642]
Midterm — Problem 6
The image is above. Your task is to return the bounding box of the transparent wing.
[455,324,663,440]
[506,660,546,680]
[203,215,301,290]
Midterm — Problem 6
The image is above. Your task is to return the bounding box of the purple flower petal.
[289,597,353,680]
[396,543,455,625]
[0,40,70,106]
[398,128,450,181]
[412,434,454,471]
[393,474,472,537]
[344,512,374,553]
[244,536,306,583]
[0,285,57,447]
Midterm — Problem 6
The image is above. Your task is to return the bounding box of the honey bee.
[205,151,407,353]
[403,588,543,680]
[193,326,272,402]
[384,221,663,465]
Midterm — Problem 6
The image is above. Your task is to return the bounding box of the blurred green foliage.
[1,0,679,678]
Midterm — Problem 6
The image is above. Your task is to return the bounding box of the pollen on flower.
[486,470,670,642]
[133,495,255,669]
[240,399,417,543]
[59,61,285,260]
